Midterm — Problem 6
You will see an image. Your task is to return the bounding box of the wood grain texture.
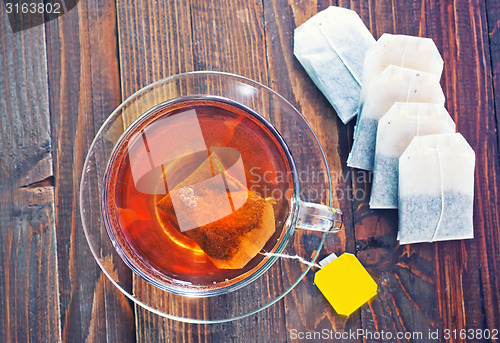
[0,8,60,343]
[486,0,500,152]
[44,0,135,342]
[117,0,194,97]
[486,6,500,329]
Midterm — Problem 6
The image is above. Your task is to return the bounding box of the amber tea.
[103,97,294,291]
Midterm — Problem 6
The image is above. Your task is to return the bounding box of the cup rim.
[101,95,300,297]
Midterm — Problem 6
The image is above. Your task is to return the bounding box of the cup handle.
[295,201,343,232]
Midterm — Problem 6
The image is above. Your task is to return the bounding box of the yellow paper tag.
[314,253,377,316]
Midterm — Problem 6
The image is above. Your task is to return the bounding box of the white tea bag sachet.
[398,133,475,244]
[370,103,456,209]
[347,65,445,170]
[359,34,443,107]
[294,6,375,123]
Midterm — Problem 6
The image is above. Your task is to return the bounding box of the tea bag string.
[315,23,362,86]
[431,143,445,241]
[400,41,408,68]
[415,107,421,136]
[260,252,321,269]
[405,74,414,102]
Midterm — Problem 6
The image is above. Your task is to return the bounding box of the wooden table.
[1,0,499,342]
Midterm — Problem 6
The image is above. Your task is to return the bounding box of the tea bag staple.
[157,150,276,269]
[347,65,445,170]
[370,103,456,209]
[359,34,443,108]
[398,133,475,244]
[294,6,375,123]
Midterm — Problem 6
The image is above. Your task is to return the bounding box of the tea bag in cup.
[294,6,375,123]
[370,102,456,209]
[359,34,443,107]
[398,133,475,244]
[156,149,276,269]
[347,65,445,170]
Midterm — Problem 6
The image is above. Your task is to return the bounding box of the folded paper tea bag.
[315,253,377,316]
[347,65,445,170]
[157,150,275,269]
[294,6,375,123]
[370,103,456,209]
[359,34,443,107]
[398,133,475,244]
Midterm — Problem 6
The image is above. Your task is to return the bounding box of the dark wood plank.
[336,0,500,340]
[117,0,194,96]
[487,0,500,158]
[0,8,61,343]
[116,0,289,341]
[262,0,365,339]
[484,0,500,333]
[44,0,135,342]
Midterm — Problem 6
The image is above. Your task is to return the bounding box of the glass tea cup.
[80,71,342,323]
